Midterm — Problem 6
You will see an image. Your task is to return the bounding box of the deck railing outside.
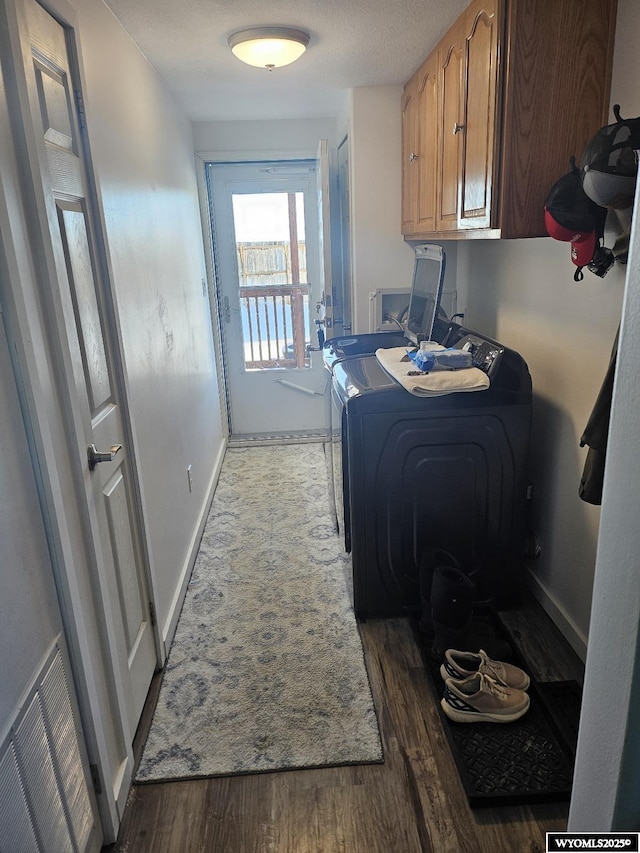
[239,285,310,369]
[236,241,311,370]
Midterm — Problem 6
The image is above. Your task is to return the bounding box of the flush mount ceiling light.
[228,27,310,70]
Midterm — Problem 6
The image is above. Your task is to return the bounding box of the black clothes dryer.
[330,326,532,620]
[323,331,410,539]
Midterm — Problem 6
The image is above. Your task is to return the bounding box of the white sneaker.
[441,673,530,723]
[440,648,530,691]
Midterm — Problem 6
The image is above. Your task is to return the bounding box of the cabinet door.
[401,81,419,235]
[415,55,438,234]
[437,19,465,231]
[459,0,500,229]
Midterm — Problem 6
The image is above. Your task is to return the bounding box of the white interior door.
[21,0,157,739]
[208,161,328,436]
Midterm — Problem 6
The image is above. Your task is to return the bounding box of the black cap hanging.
[544,157,612,282]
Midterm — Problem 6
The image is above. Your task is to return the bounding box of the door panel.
[24,0,157,741]
[438,27,464,230]
[57,205,111,408]
[416,56,438,233]
[459,1,498,228]
[33,57,74,150]
[401,83,418,234]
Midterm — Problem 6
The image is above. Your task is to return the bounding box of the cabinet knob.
[453,122,465,135]
[409,152,418,161]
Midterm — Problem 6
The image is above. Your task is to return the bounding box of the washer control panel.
[455,333,504,379]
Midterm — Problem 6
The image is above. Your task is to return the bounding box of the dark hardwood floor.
[104,595,583,853]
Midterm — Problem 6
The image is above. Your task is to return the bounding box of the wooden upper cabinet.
[401,0,617,240]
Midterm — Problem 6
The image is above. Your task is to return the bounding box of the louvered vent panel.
[40,651,93,850]
[14,695,73,853]
[0,745,39,853]
[0,642,97,852]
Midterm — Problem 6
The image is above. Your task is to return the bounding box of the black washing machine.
[330,325,532,620]
[322,331,411,371]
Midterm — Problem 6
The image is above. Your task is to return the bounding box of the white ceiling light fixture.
[228,27,310,70]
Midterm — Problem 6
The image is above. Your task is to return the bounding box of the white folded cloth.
[375,346,490,397]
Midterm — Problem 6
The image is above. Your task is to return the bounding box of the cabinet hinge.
[74,89,86,130]
[89,764,102,795]
[149,601,157,627]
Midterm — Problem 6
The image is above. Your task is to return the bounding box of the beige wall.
[193,117,338,155]
[460,236,624,655]
[349,87,416,333]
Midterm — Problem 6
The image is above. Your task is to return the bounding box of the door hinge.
[89,764,102,795]
[74,89,86,130]
[149,600,157,627]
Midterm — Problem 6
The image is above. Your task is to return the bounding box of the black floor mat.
[412,619,581,808]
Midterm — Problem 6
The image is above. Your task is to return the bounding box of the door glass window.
[232,191,310,370]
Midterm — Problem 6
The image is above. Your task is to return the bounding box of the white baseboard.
[161,437,227,655]
[525,568,588,663]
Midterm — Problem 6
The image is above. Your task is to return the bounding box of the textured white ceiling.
[102,0,468,121]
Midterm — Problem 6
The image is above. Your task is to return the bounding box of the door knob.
[88,443,122,470]
[453,122,465,135]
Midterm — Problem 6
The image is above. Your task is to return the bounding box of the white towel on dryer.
[375,346,490,397]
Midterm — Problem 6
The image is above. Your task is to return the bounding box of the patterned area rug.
[135,443,383,782]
